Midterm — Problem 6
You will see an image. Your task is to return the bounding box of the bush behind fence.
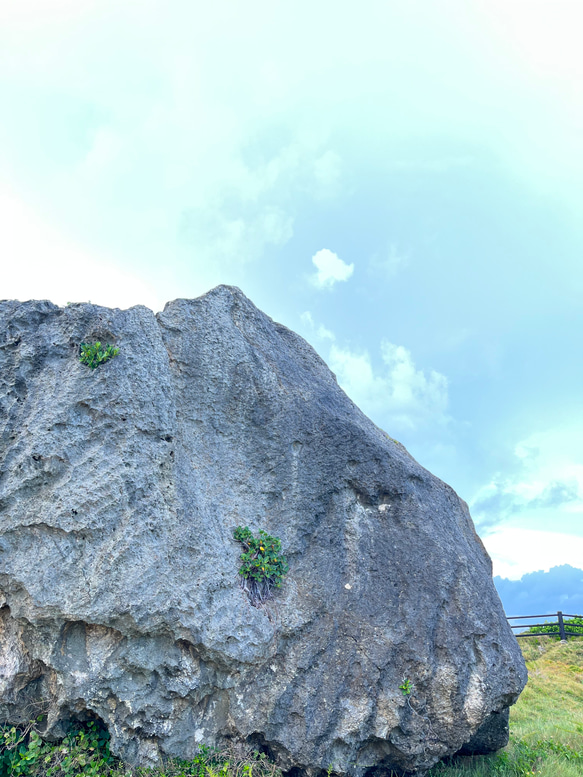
[507,611,583,640]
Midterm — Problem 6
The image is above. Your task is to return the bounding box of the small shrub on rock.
[79,342,119,370]
[234,526,288,606]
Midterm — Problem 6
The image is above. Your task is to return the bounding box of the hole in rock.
[54,706,111,745]
[87,329,117,344]
[282,768,303,777]
[363,767,409,777]
[246,733,292,770]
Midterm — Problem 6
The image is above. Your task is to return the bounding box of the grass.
[2,638,582,777]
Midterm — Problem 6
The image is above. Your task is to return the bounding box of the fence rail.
[507,611,583,640]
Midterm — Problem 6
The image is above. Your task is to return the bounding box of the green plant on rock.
[79,341,119,370]
[234,526,289,606]
[399,678,412,696]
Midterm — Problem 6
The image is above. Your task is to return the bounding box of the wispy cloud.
[300,310,336,341]
[310,249,354,289]
[472,423,583,531]
[483,528,583,580]
[328,340,448,432]
[180,205,294,268]
[368,243,409,280]
[299,313,448,433]
[473,479,581,523]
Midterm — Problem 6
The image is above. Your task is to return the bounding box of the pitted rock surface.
[0,287,527,775]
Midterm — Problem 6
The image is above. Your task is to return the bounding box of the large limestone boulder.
[0,286,526,775]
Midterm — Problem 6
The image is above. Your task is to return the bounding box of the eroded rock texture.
[0,287,526,775]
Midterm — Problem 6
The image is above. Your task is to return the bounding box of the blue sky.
[2,1,582,592]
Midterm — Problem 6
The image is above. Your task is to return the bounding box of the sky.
[2,0,582,610]
[495,565,583,625]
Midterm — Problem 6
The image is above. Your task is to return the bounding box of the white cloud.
[297,313,448,433]
[310,249,354,289]
[471,423,583,531]
[481,527,583,581]
[2,0,582,295]
[476,1,583,88]
[329,339,448,432]
[180,205,294,268]
[317,324,335,341]
[470,422,583,589]
[0,185,165,310]
[300,311,336,341]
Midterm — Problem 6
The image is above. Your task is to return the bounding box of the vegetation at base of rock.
[523,615,583,639]
[0,724,283,777]
[0,720,112,777]
[4,638,582,777]
[79,341,119,369]
[233,526,288,606]
[428,637,583,776]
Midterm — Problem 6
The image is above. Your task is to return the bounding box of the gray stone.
[457,707,510,755]
[0,287,527,775]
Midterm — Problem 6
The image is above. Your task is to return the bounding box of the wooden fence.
[507,611,583,640]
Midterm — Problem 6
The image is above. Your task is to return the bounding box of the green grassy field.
[2,637,582,777]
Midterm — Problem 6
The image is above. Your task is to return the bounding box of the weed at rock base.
[0,720,112,777]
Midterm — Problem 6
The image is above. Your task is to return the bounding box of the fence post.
[558,611,567,641]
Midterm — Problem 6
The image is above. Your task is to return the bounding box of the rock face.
[0,286,527,775]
